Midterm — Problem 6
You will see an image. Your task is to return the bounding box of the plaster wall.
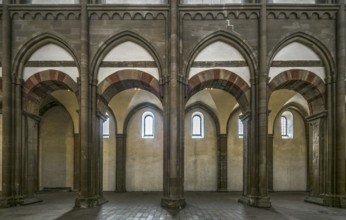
[273,110,307,191]
[184,109,217,191]
[227,111,243,191]
[103,115,116,191]
[39,106,74,190]
[126,108,163,191]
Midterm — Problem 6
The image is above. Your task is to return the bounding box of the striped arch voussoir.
[188,69,250,112]
[98,70,160,103]
[269,69,325,114]
[23,69,78,114]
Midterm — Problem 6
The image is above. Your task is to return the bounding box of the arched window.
[103,113,110,139]
[142,111,154,138]
[281,111,293,139]
[192,112,204,138]
[238,118,244,138]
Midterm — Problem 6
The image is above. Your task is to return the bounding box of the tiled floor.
[0,192,346,220]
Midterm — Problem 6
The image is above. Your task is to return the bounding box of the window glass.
[142,111,154,138]
[281,111,293,139]
[192,112,204,138]
[103,114,110,139]
[269,0,315,4]
[238,118,244,138]
[31,0,79,4]
[182,0,242,4]
[103,0,167,4]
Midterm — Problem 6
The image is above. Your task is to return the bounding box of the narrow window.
[281,116,288,137]
[142,111,154,138]
[238,118,244,138]
[192,112,204,138]
[281,111,293,139]
[103,113,110,139]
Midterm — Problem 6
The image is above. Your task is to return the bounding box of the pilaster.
[0,0,14,208]
[217,134,228,192]
[116,133,126,192]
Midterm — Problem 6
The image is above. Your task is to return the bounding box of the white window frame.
[103,113,110,139]
[191,112,204,139]
[238,117,244,138]
[281,111,293,139]
[142,111,155,138]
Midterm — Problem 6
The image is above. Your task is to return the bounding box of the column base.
[238,195,271,208]
[75,196,108,208]
[0,196,42,208]
[161,197,186,210]
[305,195,346,208]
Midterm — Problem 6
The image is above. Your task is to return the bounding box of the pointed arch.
[268,32,335,78]
[90,31,164,82]
[184,30,257,81]
[13,32,80,80]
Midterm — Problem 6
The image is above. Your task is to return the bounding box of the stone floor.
[0,192,346,220]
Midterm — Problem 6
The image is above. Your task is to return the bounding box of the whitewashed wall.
[103,116,116,191]
[126,108,163,191]
[269,42,325,83]
[273,110,307,191]
[184,109,217,191]
[227,112,243,191]
[24,44,78,82]
[39,106,74,190]
[189,41,250,87]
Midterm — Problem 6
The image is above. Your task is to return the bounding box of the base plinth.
[161,197,186,210]
[0,196,42,208]
[305,195,346,208]
[75,197,108,208]
[239,195,271,208]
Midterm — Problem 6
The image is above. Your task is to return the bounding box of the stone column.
[239,0,271,208]
[217,134,227,192]
[75,0,106,208]
[0,0,14,207]
[267,134,273,192]
[115,133,126,192]
[334,0,346,207]
[161,0,186,209]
